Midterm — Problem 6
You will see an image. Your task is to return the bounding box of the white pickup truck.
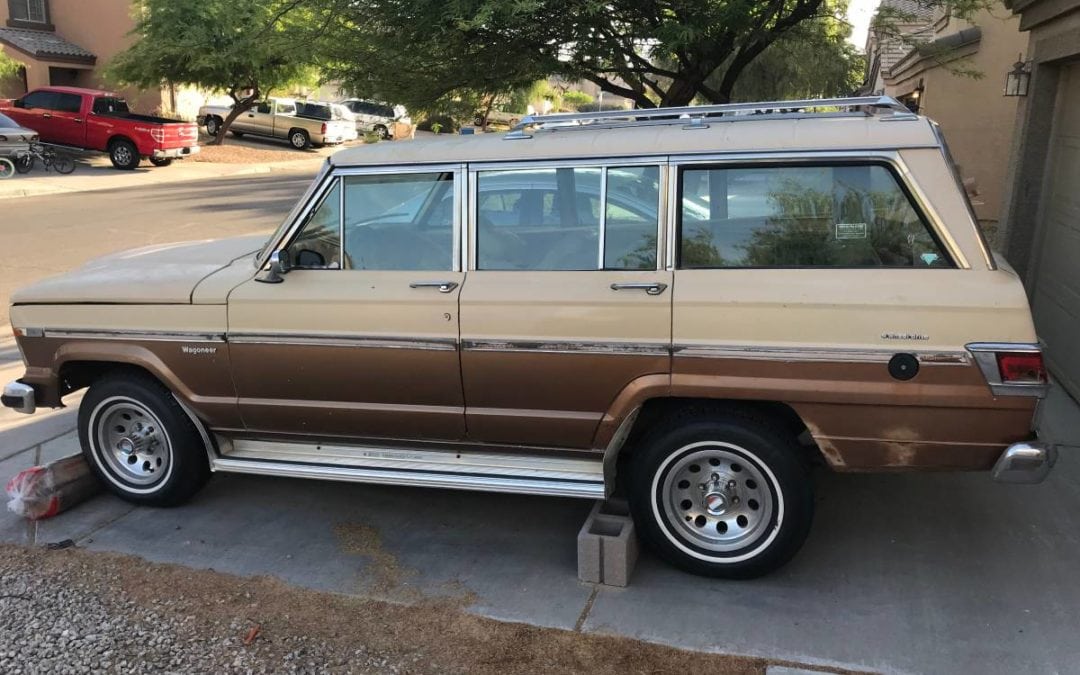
[197,97,356,150]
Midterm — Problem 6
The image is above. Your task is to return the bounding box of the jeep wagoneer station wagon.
[4,97,1056,578]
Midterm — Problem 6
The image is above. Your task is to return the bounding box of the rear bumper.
[152,145,200,160]
[1,381,35,414]
[992,441,1057,483]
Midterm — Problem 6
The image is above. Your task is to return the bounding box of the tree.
[720,0,865,102]
[0,51,21,79]
[109,0,327,144]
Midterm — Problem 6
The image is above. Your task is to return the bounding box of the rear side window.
[92,97,129,114]
[678,163,952,268]
[476,165,659,270]
[55,93,81,113]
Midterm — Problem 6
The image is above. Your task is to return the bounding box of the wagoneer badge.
[881,332,930,341]
[181,345,218,355]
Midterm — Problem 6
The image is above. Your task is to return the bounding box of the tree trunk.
[210,87,260,146]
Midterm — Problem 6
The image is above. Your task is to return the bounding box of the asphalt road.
[0,171,314,325]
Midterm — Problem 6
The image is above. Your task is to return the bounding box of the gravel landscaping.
[0,544,775,675]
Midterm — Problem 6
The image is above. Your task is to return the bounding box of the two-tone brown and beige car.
[3,97,1057,578]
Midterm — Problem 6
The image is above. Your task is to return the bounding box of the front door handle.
[610,282,668,296]
[409,280,459,293]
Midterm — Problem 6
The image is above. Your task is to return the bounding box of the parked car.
[0,87,199,170]
[197,97,355,149]
[339,99,409,139]
[0,111,37,158]
[3,96,1056,579]
[474,109,522,127]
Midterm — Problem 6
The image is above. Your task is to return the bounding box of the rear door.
[458,161,672,448]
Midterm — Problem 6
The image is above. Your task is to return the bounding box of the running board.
[210,439,606,499]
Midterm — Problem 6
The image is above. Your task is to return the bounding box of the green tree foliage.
[0,51,21,79]
[720,0,865,101]
[561,91,594,111]
[109,0,329,144]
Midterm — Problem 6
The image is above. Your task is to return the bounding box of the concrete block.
[577,499,639,587]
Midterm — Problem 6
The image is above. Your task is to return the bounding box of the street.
[1,169,1080,674]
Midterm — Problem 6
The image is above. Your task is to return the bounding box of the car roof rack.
[505,96,915,139]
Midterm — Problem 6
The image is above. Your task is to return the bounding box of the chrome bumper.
[992,441,1057,484]
[152,146,200,159]
[1,381,36,414]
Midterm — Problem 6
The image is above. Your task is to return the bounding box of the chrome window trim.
[42,329,226,343]
[256,159,333,268]
[467,156,664,172]
[664,159,677,271]
[930,121,996,270]
[227,333,458,351]
[667,150,970,270]
[597,165,608,269]
[461,339,669,356]
[966,342,1047,397]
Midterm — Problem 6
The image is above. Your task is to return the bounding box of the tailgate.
[158,122,200,149]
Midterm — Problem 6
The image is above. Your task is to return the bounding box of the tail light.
[968,343,1048,396]
[0,135,6,141]
[150,128,165,143]
[321,122,327,135]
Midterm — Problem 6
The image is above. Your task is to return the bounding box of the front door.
[49,92,86,147]
[227,166,466,441]
[459,163,672,449]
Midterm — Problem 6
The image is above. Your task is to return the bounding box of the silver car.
[339,99,409,139]
[0,111,37,158]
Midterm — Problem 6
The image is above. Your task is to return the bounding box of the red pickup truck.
[0,86,199,170]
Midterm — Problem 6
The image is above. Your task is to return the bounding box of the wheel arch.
[106,134,136,152]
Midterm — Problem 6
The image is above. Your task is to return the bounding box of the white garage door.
[1032,62,1080,398]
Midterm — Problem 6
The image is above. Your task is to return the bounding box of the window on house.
[475,165,660,270]
[9,0,47,23]
[678,163,952,268]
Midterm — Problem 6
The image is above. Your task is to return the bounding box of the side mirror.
[255,249,290,284]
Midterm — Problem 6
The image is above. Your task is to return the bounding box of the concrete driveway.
[2,375,1078,674]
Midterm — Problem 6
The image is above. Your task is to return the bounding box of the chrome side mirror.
[256,249,290,284]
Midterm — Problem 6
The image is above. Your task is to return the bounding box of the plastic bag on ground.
[5,454,101,520]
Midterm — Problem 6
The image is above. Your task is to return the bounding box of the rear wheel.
[108,139,140,170]
[289,128,310,149]
[626,408,814,579]
[52,155,76,174]
[14,153,34,173]
[148,157,173,167]
[78,372,210,506]
[0,157,14,179]
[373,124,389,139]
[205,116,221,136]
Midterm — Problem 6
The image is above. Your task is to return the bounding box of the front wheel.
[78,372,210,506]
[205,116,221,136]
[148,157,173,167]
[626,409,814,579]
[108,139,140,170]
[14,153,34,173]
[373,124,389,140]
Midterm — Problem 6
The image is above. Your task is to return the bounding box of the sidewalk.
[0,153,325,200]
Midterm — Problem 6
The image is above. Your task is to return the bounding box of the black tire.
[148,157,173,167]
[108,139,140,170]
[14,153,34,173]
[205,116,221,136]
[373,124,389,140]
[288,128,310,150]
[625,408,814,579]
[53,155,76,174]
[78,371,210,506]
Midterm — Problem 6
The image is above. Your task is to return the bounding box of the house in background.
[998,0,1080,400]
[861,0,935,95]
[862,1,1029,239]
[0,0,200,118]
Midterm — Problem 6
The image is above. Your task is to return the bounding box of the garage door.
[1032,62,1080,398]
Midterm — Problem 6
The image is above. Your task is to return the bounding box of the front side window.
[678,163,951,268]
[476,165,659,270]
[20,90,57,110]
[286,172,456,271]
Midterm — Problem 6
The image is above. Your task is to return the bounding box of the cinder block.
[577,499,639,587]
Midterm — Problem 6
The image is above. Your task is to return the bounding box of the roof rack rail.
[506,96,915,139]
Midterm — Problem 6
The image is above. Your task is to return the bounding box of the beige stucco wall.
[885,6,1029,238]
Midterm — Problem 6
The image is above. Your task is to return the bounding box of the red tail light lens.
[321,122,327,135]
[996,352,1046,384]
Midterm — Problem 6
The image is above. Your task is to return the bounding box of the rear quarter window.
[677,163,953,269]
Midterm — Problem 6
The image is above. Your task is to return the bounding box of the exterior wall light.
[1005,55,1031,97]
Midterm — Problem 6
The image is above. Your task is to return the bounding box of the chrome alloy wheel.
[92,397,172,488]
[290,131,307,148]
[113,144,133,167]
[655,443,779,556]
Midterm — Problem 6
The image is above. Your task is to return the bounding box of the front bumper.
[1,381,35,414]
[992,441,1057,483]
[152,146,200,160]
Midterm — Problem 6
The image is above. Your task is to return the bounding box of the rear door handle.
[610,282,668,296]
[41,113,52,119]
[409,280,459,293]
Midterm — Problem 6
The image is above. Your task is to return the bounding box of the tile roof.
[0,27,95,64]
[878,0,937,21]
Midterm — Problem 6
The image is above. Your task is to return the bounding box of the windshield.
[0,112,19,128]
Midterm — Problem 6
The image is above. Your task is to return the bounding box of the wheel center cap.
[704,492,727,515]
[118,438,136,455]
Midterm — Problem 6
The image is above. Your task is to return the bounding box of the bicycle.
[14,142,76,175]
